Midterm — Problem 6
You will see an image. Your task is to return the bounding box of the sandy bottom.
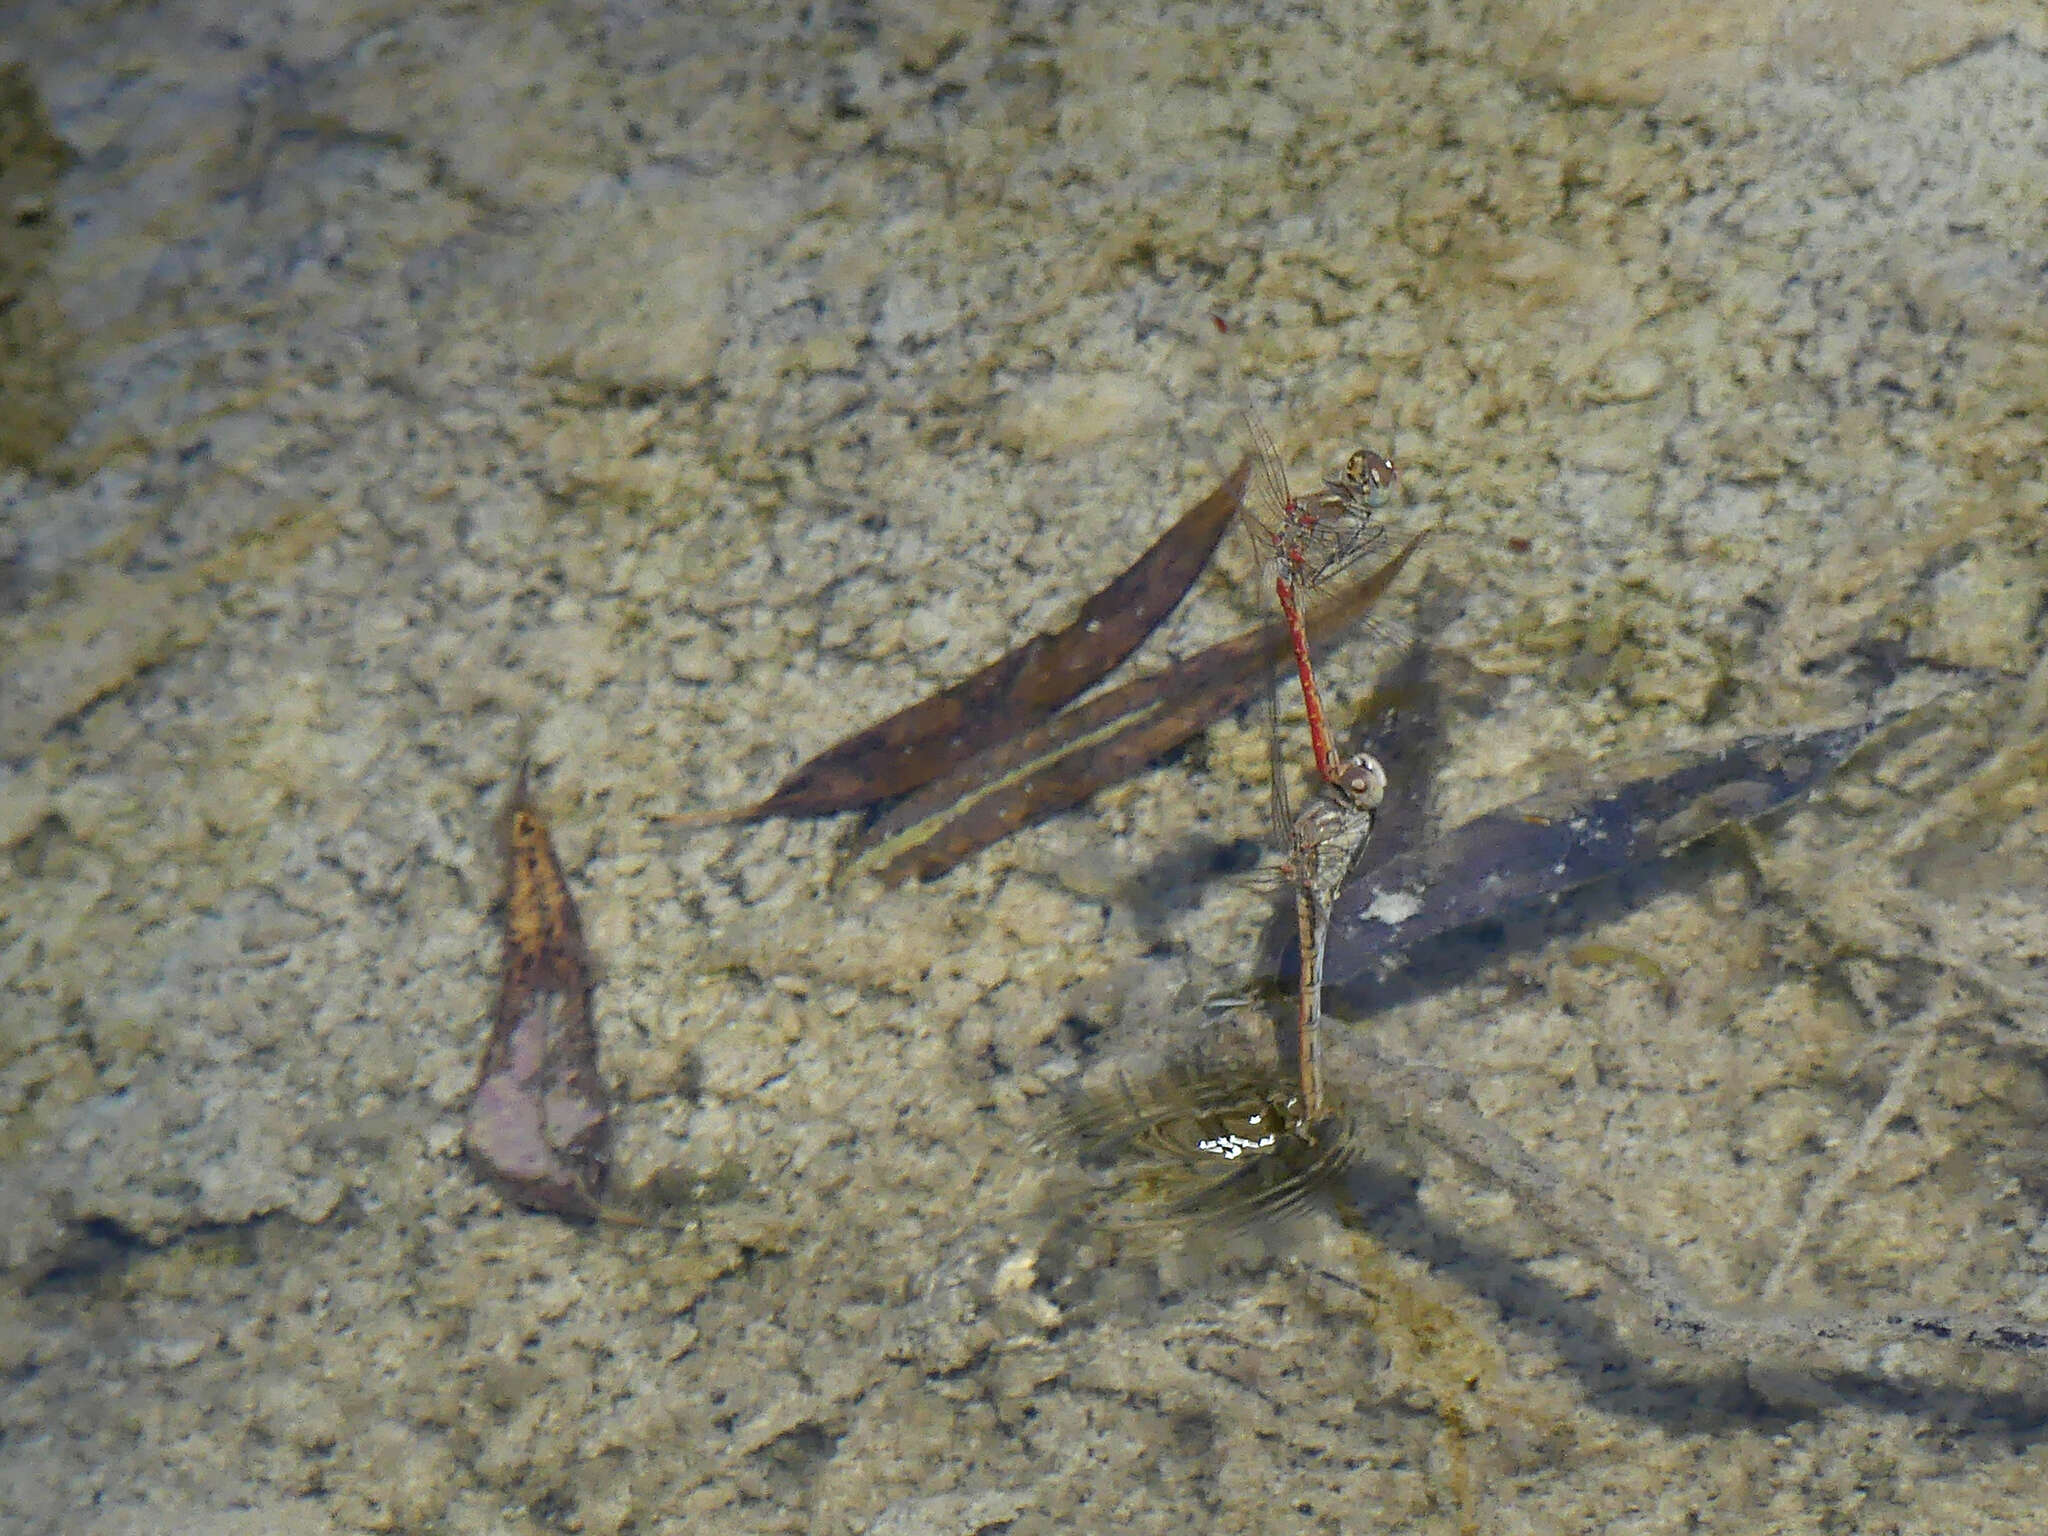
[3,2,2047,1531]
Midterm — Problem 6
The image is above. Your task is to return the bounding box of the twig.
[1882,646,2048,863]
[1760,971,1958,1302]
[1338,1030,2048,1360]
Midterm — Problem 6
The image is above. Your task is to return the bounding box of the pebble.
[1590,349,1668,402]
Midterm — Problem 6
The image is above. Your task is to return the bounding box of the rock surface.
[2,1,2045,1532]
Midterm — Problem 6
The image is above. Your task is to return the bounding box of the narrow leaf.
[843,533,1429,884]
[674,457,1252,824]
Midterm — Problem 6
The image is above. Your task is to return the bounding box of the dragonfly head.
[1338,448,1398,507]
[1331,750,1388,812]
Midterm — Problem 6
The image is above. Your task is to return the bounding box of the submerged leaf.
[676,457,1252,823]
[465,768,611,1218]
[1317,712,1904,991]
[842,533,1429,884]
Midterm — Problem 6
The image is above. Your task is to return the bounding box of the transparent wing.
[1238,412,1298,863]
[1240,407,1296,560]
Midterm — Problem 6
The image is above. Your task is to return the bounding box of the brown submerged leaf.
[842,532,1429,885]
[465,767,611,1218]
[671,457,1252,824]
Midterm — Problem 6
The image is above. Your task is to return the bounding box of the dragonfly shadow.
[1336,1156,2048,1440]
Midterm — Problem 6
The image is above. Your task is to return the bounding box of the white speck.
[135,1334,214,1370]
[1364,889,1424,927]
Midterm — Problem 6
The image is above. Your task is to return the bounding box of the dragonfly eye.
[1343,448,1398,499]
[1334,752,1388,810]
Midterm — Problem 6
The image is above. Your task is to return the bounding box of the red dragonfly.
[1236,410,1400,1117]
[1239,410,1397,803]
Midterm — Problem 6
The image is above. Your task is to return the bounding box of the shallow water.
[3,2,2047,1532]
